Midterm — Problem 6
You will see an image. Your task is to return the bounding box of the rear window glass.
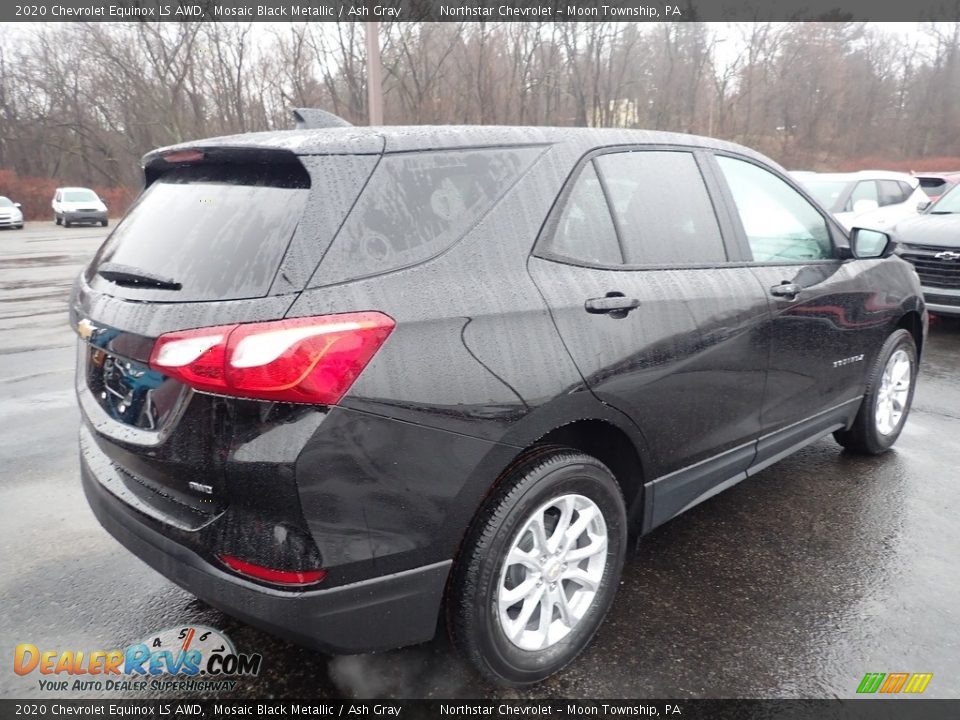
[314,147,543,285]
[89,163,309,302]
[919,178,946,196]
[65,190,99,202]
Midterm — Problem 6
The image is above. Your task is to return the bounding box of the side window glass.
[878,180,909,206]
[594,151,726,265]
[716,156,833,263]
[318,147,542,285]
[845,180,879,211]
[546,163,622,265]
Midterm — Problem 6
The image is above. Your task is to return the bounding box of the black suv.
[73,124,926,685]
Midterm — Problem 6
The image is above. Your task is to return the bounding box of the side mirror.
[850,227,893,259]
[14,202,21,208]
[917,200,931,212]
[852,198,879,214]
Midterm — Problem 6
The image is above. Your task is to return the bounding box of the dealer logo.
[14,625,262,692]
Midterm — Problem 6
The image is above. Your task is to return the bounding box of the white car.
[795,171,927,231]
[52,187,108,227]
[0,196,24,229]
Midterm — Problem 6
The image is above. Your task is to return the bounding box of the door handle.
[770,282,802,300]
[585,294,641,318]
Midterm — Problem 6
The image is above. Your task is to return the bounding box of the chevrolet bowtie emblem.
[934,250,960,261]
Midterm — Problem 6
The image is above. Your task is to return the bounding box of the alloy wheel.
[875,348,912,436]
[496,493,608,651]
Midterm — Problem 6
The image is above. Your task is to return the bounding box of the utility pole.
[365,21,383,126]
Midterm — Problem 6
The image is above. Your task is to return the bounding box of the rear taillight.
[219,554,326,587]
[149,312,395,404]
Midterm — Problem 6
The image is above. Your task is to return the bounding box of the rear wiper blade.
[97,262,182,290]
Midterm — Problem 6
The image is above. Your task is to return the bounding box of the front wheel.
[834,328,917,455]
[449,448,627,686]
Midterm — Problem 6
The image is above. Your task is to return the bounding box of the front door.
[711,154,871,460]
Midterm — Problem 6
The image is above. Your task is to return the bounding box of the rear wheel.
[449,448,627,686]
[55,215,61,226]
[834,329,917,455]
[101,219,108,227]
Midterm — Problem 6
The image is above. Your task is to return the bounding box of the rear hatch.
[74,146,380,532]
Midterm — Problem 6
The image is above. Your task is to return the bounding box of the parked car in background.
[795,170,927,231]
[912,171,960,205]
[0,196,24,229]
[893,182,960,317]
[52,187,108,227]
[73,123,926,686]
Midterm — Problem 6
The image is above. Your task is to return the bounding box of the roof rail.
[291,108,353,130]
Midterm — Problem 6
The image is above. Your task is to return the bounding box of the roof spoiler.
[291,108,352,130]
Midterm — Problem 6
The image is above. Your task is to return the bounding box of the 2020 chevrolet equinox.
[73,122,926,685]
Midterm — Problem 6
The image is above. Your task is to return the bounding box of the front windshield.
[799,180,849,212]
[930,184,960,214]
[0,197,13,207]
[64,190,98,202]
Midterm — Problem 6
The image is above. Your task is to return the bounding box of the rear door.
[528,147,771,527]
[711,153,871,468]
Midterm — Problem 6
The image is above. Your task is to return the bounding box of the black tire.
[834,328,917,455]
[55,215,61,226]
[101,220,108,227]
[448,447,627,686]
[63,219,71,228]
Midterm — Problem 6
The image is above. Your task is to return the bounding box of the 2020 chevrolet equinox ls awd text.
[73,123,926,685]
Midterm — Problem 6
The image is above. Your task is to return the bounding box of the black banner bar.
[2,700,960,719]
[3,0,960,23]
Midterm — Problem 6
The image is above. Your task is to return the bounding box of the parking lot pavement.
[1,221,958,700]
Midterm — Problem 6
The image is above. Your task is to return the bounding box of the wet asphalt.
[0,222,958,700]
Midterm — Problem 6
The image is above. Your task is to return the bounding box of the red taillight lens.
[149,312,395,404]
[219,554,326,587]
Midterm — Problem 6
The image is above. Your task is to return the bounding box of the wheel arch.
[457,396,652,551]
[896,309,924,360]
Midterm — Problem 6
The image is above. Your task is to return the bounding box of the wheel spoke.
[562,566,599,591]
[500,576,539,609]
[565,533,607,562]
[507,546,541,572]
[547,496,575,553]
[529,513,550,556]
[554,587,574,627]
[535,592,553,648]
[562,505,599,552]
[509,584,545,640]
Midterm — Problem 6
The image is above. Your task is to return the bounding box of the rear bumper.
[81,454,451,654]
[63,210,107,223]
